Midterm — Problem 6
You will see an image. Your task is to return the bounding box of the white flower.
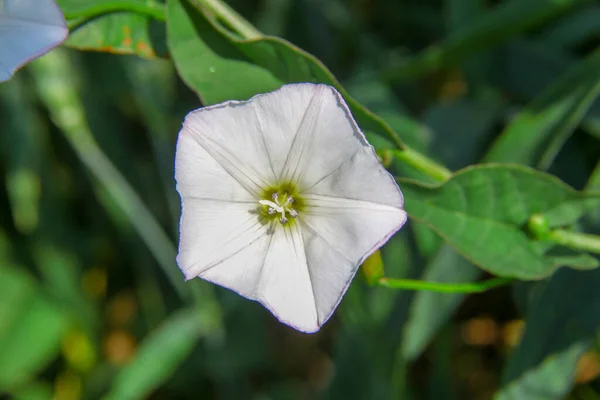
[175,83,407,333]
[0,0,68,82]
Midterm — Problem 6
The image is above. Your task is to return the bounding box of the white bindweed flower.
[175,83,407,333]
[0,0,68,82]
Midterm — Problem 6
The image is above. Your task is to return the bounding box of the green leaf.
[401,245,482,361]
[540,196,600,228]
[382,0,592,81]
[59,0,167,58]
[167,0,280,103]
[496,268,600,399]
[399,164,600,279]
[0,268,68,391]
[104,308,210,400]
[548,253,598,270]
[166,0,404,149]
[11,382,54,400]
[484,47,600,168]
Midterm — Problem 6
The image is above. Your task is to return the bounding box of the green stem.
[377,276,513,293]
[549,229,600,255]
[389,148,452,183]
[197,0,263,40]
[64,1,166,25]
[30,49,193,303]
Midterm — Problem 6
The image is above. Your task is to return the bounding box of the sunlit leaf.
[58,0,167,58]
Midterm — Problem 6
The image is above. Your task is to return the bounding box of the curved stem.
[198,0,263,39]
[30,50,194,303]
[389,148,452,182]
[549,229,600,255]
[377,276,513,293]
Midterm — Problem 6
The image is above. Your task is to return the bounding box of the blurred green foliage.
[1,0,600,399]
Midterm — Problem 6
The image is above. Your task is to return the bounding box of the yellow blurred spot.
[377,149,393,168]
[107,291,138,327]
[54,369,81,400]
[62,330,97,372]
[136,42,155,57]
[461,316,498,346]
[576,351,600,384]
[361,250,385,286]
[122,25,132,47]
[501,320,525,348]
[103,330,137,366]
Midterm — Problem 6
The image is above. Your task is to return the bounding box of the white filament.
[259,192,298,223]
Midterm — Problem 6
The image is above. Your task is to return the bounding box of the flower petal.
[299,195,407,324]
[199,231,272,299]
[253,83,368,188]
[176,199,269,280]
[305,145,404,208]
[299,225,362,326]
[175,128,256,202]
[256,224,319,333]
[180,99,278,196]
[302,195,407,263]
[0,0,68,82]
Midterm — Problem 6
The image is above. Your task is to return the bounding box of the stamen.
[260,191,299,225]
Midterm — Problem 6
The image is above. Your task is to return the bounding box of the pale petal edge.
[184,225,322,334]
[305,207,408,330]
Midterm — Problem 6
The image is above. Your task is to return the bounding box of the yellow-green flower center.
[258,183,305,226]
